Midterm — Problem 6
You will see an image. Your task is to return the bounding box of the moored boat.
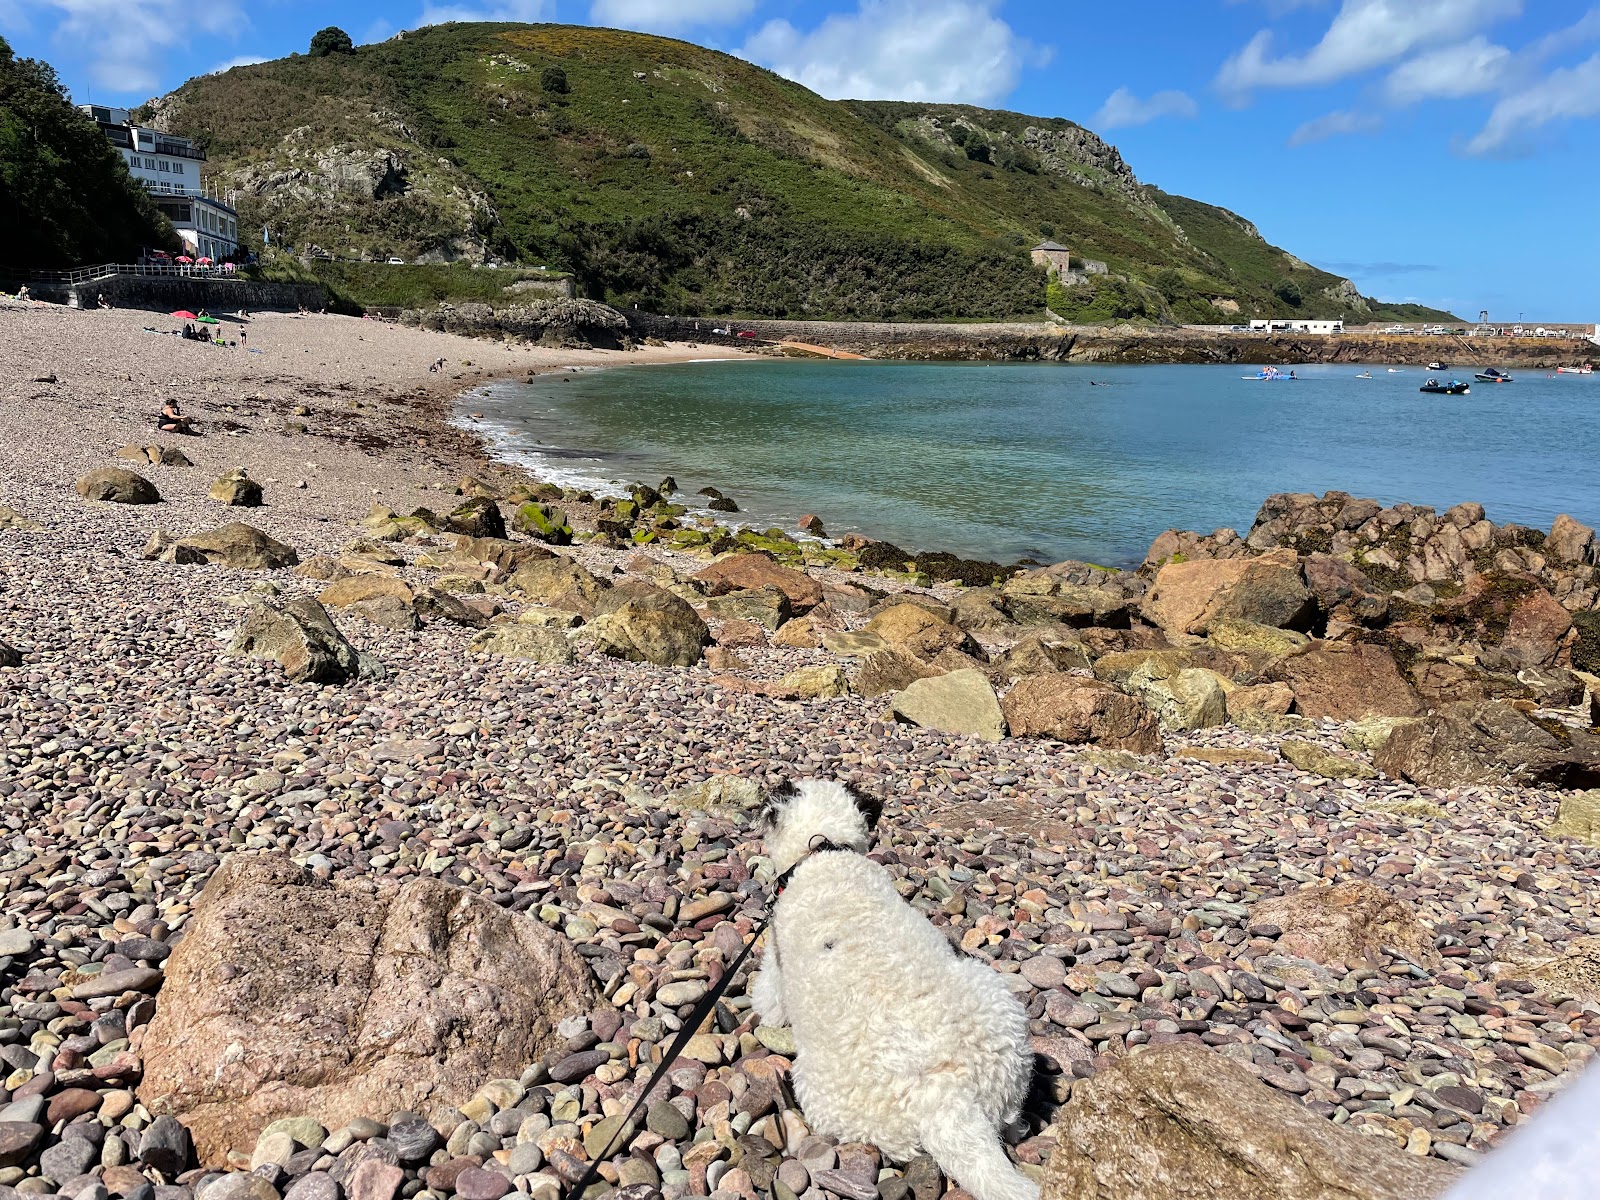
[1475,367,1513,383]
[1556,365,1594,374]
[1427,361,1448,371]
[1420,378,1470,395]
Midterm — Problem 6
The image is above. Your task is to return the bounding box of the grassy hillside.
[149,22,1454,323]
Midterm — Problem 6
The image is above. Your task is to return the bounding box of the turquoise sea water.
[465,360,1600,568]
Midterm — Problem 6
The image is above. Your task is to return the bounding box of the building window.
[173,162,183,174]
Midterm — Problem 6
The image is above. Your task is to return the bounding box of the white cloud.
[1287,108,1381,146]
[1465,50,1600,155]
[208,55,267,75]
[589,0,756,34]
[1092,86,1198,130]
[1384,37,1512,103]
[416,0,550,27]
[1218,0,1521,94]
[740,0,1047,105]
[34,0,245,94]
[361,19,398,45]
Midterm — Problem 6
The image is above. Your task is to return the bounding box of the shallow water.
[465,359,1600,567]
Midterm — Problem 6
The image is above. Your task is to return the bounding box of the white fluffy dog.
[750,780,1038,1200]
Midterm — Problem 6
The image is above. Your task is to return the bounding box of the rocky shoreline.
[1,303,1597,1200]
[629,314,1600,369]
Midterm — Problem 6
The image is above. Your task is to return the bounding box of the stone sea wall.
[65,275,327,313]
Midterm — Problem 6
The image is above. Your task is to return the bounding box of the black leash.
[560,852,818,1200]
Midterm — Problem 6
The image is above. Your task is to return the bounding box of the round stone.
[387,1118,441,1164]
[1019,956,1067,990]
[646,1102,690,1142]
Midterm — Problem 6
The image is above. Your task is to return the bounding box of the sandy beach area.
[1,300,1596,1198]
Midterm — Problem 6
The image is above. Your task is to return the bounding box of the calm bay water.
[465,360,1600,567]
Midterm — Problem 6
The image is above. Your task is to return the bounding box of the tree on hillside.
[309,27,355,57]
[0,37,177,268]
[541,65,569,95]
[1273,277,1304,307]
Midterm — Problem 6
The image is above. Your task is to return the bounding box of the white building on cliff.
[79,105,240,262]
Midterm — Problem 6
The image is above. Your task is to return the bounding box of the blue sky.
[4,0,1596,319]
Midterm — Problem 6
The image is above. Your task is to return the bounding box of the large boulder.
[1041,1043,1458,1200]
[704,586,792,631]
[693,554,823,611]
[1268,642,1422,720]
[890,670,1006,742]
[851,648,940,698]
[137,854,596,1166]
[1496,936,1600,1004]
[209,469,263,507]
[150,523,299,570]
[1249,880,1437,968]
[76,467,160,504]
[1092,647,1239,686]
[866,603,982,663]
[1546,790,1600,848]
[443,497,506,540]
[506,555,609,614]
[1374,701,1600,789]
[1546,513,1597,565]
[1001,675,1161,754]
[1141,549,1312,637]
[583,581,709,666]
[990,631,1092,682]
[319,575,414,609]
[1126,665,1229,731]
[442,535,549,575]
[226,597,362,684]
[469,624,576,665]
[1204,618,1309,658]
[0,504,44,532]
[1499,587,1573,666]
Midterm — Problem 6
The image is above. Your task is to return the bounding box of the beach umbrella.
[196,316,219,324]
[170,310,198,320]
[197,257,214,265]
[175,256,193,264]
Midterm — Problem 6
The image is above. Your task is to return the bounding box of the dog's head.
[758,778,883,874]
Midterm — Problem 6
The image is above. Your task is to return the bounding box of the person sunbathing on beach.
[157,401,197,436]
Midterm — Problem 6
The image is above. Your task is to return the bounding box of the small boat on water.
[1387,367,1404,373]
[1420,378,1471,395]
[1355,371,1372,379]
[1243,367,1297,380]
[1427,361,1449,371]
[1556,365,1594,374]
[1475,367,1514,383]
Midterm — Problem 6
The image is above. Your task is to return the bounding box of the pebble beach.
[1,301,1597,1200]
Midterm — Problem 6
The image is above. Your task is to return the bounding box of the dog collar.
[773,837,851,895]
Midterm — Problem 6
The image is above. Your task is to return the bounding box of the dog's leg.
[750,958,787,1027]
[919,1101,1039,1200]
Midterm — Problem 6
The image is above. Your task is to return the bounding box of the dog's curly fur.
[751,780,1038,1200]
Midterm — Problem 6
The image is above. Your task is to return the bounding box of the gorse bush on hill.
[0,36,176,268]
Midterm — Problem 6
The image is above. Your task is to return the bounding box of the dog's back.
[771,852,1033,1174]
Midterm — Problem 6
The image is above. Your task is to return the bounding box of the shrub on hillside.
[309,27,355,57]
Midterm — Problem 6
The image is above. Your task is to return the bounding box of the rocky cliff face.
[1022,123,1154,213]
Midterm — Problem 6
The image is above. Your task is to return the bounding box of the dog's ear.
[844,783,883,831]
[759,780,799,832]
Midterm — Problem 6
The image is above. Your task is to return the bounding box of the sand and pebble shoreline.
[2,302,1598,1200]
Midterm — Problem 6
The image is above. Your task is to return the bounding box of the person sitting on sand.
[157,401,196,436]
